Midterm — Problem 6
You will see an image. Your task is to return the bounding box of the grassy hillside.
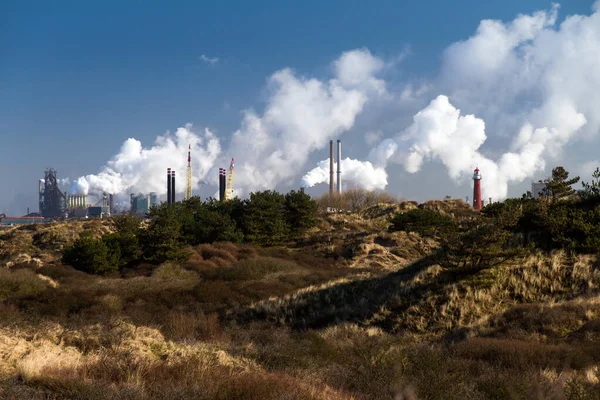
[2,197,600,399]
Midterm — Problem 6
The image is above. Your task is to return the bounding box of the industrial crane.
[225,158,235,200]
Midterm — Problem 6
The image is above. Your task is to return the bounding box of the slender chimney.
[219,168,225,201]
[337,140,342,194]
[329,140,334,195]
[167,168,172,204]
[171,170,176,204]
[489,197,492,205]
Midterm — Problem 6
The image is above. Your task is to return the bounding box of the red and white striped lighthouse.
[473,167,482,211]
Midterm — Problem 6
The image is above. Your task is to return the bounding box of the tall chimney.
[489,197,492,205]
[337,140,342,194]
[167,168,172,204]
[219,168,225,201]
[329,140,334,195]
[171,170,176,204]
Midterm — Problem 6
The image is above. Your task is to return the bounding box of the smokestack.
[219,168,225,201]
[171,170,176,204]
[337,140,342,194]
[329,140,334,195]
[167,168,172,204]
[489,197,492,205]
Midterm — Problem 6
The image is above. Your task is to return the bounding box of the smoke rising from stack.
[68,125,220,201]
[60,3,600,204]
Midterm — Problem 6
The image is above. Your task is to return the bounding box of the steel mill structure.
[39,168,67,218]
[473,167,482,211]
[67,195,88,210]
[184,144,193,201]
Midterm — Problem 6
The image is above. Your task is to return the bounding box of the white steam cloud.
[69,125,220,199]
[68,49,383,201]
[301,158,388,191]
[358,2,600,200]
[67,2,600,204]
[368,95,586,200]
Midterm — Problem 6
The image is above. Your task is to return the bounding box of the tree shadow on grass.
[235,253,444,331]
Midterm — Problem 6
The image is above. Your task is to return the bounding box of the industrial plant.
[216,158,236,202]
[1,138,526,227]
[130,192,158,216]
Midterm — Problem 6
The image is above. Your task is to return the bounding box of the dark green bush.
[62,236,117,274]
[389,208,455,237]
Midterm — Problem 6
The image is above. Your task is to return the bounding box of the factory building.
[39,168,67,218]
[67,195,88,210]
[130,192,157,215]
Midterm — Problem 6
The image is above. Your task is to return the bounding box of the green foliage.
[142,205,189,264]
[580,167,600,200]
[242,191,289,245]
[103,232,140,268]
[389,208,455,237]
[179,199,243,245]
[62,236,118,274]
[540,166,580,201]
[112,214,142,236]
[477,165,600,255]
[284,190,317,236]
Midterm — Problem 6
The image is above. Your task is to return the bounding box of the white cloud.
[67,2,600,205]
[361,2,600,200]
[199,54,219,65]
[301,158,388,191]
[69,125,221,203]
[333,48,387,96]
[225,50,384,194]
[364,131,383,146]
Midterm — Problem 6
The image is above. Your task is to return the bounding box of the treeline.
[63,190,317,274]
[389,166,600,270]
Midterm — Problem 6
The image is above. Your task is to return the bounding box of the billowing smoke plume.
[227,48,384,195]
[67,2,600,202]
[301,158,388,191]
[68,49,384,200]
[69,125,220,197]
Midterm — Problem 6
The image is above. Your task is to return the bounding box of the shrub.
[242,191,289,246]
[142,205,188,263]
[112,214,142,236]
[62,236,118,274]
[389,208,455,237]
[284,190,317,236]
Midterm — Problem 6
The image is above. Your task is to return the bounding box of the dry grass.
[3,213,600,398]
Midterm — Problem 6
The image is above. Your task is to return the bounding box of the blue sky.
[1,0,596,214]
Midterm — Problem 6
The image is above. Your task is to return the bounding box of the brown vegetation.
[2,199,600,398]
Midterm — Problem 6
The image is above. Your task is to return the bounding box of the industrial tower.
[225,158,235,200]
[39,168,67,218]
[184,144,193,200]
[473,167,482,211]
